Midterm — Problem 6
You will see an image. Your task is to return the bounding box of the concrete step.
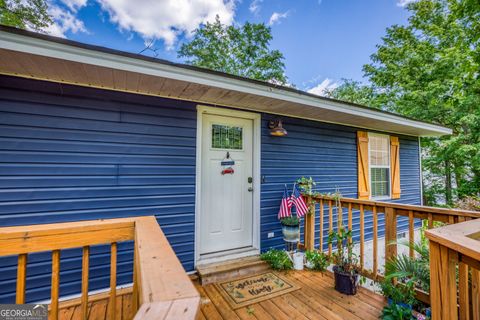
[196,255,269,285]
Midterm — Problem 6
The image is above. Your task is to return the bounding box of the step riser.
[200,263,270,285]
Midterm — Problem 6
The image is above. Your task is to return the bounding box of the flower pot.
[333,266,359,295]
[281,224,300,243]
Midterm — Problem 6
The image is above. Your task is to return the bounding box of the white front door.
[200,114,254,255]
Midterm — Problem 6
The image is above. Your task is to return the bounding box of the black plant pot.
[333,266,359,295]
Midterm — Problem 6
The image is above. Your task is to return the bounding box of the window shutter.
[390,136,401,199]
[357,131,370,199]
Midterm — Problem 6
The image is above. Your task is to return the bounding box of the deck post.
[384,207,397,263]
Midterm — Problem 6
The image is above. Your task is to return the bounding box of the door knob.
[248,187,254,192]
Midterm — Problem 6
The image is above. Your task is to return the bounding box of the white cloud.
[397,0,417,7]
[42,5,87,38]
[268,11,289,26]
[249,0,263,15]
[307,78,339,97]
[96,0,236,48]
[60,0,88,12]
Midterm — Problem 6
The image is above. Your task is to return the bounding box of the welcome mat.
[215,272,299,309]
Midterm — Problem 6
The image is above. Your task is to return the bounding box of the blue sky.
[45,0,413,93]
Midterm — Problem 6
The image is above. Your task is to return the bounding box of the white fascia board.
[0,30,452,136]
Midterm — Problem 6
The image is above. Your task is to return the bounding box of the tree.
[178,16,287,85]
[330,0,480,205]
[0,0,52,31]
[325,79,385,109]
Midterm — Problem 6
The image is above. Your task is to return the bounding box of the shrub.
[305,250,329,271]
[381,303,414,320]
[260,249,293,270]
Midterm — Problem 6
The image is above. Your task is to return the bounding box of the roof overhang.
[0,26,452,137]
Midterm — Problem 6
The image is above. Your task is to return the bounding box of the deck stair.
[196,255,269,285]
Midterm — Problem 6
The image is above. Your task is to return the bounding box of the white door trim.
[195,105,261,266]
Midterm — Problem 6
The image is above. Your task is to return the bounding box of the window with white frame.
[369,133,390,198]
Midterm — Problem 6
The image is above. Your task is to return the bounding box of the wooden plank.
[385,207,397,263]
[348,203,353,244]
[319,199,324,251]
[81,246,89,320]
[16,253,27,304]
[373,206,378,278]
[304,198,315,251]
[51,250,61,320]
[194,284,222,320]
[134,216,200,314]
[202,284,240,319]
[0,226,134,255]
[338,200,343,229]
[329,200,333,255]
[360,204,365,270]
[473,268,480,320]
[408,211,414,258]
[109,242,117,320]
[458,262,470,320]
[428,213,434,229]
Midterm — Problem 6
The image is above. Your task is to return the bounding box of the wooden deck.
[195,270,386,320]
[57,270,385,320]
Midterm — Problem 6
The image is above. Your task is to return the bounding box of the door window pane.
[212,124,243,149]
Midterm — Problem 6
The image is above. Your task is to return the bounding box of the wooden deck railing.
[300,195,480,303]
[426,218,480,320]
[0,216,200,320]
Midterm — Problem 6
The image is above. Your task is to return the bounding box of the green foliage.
[327,227,359,274]
[296,176,316,196]
[381,303,414,320]
[330,0,480,204]
[305,250,329,271]
[178,16,287,85]
[325,79,385,110]
[380,279,416,307]
[0,0,52,31]
[260,249,293,270]
[280,216,300,226]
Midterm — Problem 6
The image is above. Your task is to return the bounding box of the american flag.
[278,185,293,219]
[292,184,309,217]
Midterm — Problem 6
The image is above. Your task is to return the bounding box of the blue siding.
[0,76,197,303]
[260,113,422,251]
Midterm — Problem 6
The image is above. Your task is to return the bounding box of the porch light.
[268,119,288,137]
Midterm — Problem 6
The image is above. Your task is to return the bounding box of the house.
[0,25,452,304]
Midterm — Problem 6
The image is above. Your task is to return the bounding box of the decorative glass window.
[369,133,390,198]
[211,124,243,149]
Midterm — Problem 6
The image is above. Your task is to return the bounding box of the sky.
[42,0,415,94]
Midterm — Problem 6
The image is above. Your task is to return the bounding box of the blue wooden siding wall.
[0,76,197,302]
[260,113,422,251]
[0,75,422,303]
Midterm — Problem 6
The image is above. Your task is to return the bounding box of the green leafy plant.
[381,303,414,320]
[380,278,416,307]
[296,177,316,196]
[305,250,329,271]
[328,227,359,274]
[260,249,293,270]
[385,241,430,292]
[280,216,300,227]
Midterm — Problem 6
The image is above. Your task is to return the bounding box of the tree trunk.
[445,159,453,205]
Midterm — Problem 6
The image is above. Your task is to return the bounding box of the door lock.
[248,177,253,183]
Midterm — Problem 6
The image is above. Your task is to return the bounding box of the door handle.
[248,187,254,192]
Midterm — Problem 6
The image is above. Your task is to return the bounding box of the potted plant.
[305,250,329,271]
[296,177,316,196]
[328,227,360,295]
[280,216,300,243]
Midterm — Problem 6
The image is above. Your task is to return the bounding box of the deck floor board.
[57,270,385,319]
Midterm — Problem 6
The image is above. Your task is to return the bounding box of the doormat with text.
[215,272,299,309]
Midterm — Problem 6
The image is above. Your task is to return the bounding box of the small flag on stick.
[292,184,309,218]
[278,185,293,219]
